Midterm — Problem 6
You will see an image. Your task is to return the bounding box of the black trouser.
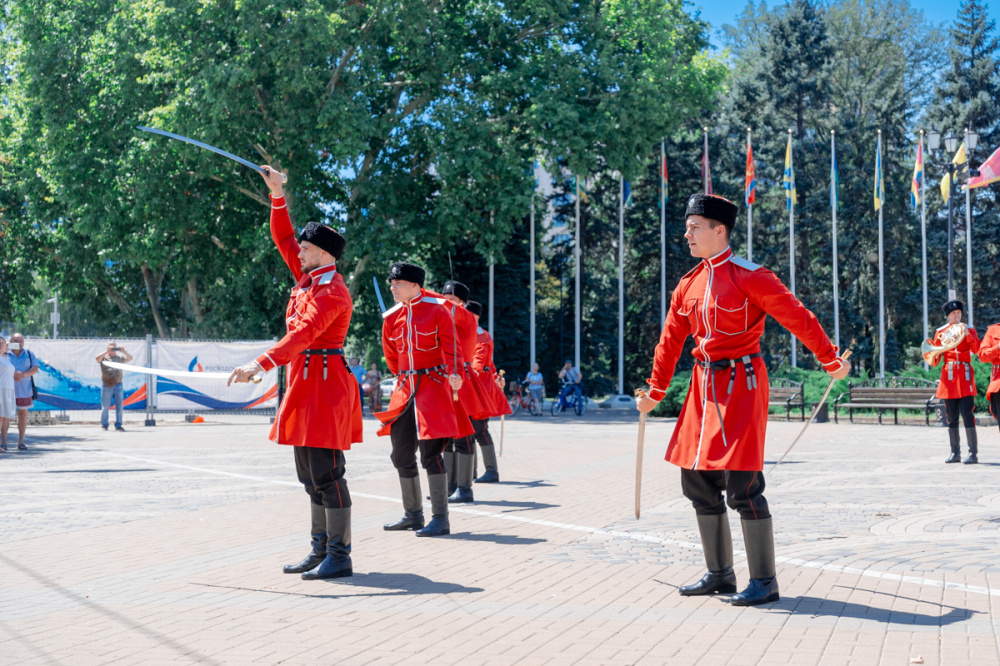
[681,469,770,521]
[454,418,490,454]
[294,446,351,509]
[389,400,448,478]
[992,393,1000,433]
[944,396,975,429]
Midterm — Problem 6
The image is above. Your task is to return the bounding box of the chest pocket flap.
[415,329,439,352]
[713,295,749,335]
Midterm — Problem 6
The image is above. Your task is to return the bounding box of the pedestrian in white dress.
[0,337,17,452]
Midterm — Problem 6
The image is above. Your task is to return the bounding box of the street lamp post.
[926,128,978,303]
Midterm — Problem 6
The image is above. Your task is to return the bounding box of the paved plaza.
[2,410,1000,665]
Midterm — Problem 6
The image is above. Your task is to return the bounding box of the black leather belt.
[400,365,446,377]
[299,348,345,380]
[698,352,761,393]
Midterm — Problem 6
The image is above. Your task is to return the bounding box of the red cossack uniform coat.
[930,324,980,399]
[976,323,1000,411]
[423,294,491,421]
[647,247,845,472]
[255,195,363,450]
[376,290,474,440]
[472,326,513,417]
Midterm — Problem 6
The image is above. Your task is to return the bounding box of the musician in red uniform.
[465,300,511,483]
[437,281,492,503]
[228,166,363,581]
[376,263,468,537]
[977,321,1000,434]
[635,194,850,606]
[931,300,982,463]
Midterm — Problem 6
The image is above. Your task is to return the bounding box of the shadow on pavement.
[194,573,484,597]
[469,500,560,513]
[770,594,977,626]
[444,532,547,546]
[487,480,556,489]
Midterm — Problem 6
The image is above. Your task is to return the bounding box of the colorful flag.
[831,135,839,210]
[911,141,923,208]
[702,136,713,195]
[661,153,669,207]
[939,143,966,201]
[783,134,797,209]
[968,145,1000,189]
[623,180,632,207]
[574,175,588,203]
[745,139,756,206]
[874,134,884,211]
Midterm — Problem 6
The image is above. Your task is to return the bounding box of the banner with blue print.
[155,340,277,410]
[26,338,150,411]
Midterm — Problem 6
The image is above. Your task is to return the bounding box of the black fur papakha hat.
[466,300,483,317]
[684,194,738,231]
[298,222,346,260]
[388,262,426,286]
[442,280,471,302]
[942,299,964,315]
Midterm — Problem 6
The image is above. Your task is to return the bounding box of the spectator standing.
[367,363,382,414]
[525,363,544,415]
[349,357,367,400]
[0,337,16,452]
[4,333,39,451]
[95,342,133,432]
[558,360,583,403]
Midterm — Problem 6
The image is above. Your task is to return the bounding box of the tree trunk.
[187,276,205,324]
[142,264,169,337]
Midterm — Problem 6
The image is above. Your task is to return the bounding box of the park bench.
[832,377,940,425]
[769,377,806,421]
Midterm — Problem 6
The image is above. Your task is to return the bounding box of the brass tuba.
[921,323,967,364]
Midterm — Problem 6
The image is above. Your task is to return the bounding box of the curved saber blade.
[373,276,387,314]
[768,350,851,473]
[634,388,647,519]
[102,360,261,383]
[136,126,287,183]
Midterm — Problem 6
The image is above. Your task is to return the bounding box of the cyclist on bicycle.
[558,360,583,403]
[525,363,544,415]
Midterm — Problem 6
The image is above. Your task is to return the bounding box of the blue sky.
[696,1,1000,48]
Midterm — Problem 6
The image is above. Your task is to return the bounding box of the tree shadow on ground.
[468,500,559,513]
[442,532,546,546]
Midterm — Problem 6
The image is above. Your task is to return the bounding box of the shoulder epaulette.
[317,271,336,286]
[936,323,951,332]
[382,302,404,319]
[424,297,447,305]
[730,255,762,272]
[477,326,484,334]
[679,262,703,281]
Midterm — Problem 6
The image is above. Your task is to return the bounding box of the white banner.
[155,340,277,410]
[26,338,149,411]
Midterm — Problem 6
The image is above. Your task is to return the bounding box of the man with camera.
[96,342,133,432]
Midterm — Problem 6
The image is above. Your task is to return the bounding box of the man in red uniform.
[466,300,512,483]
[376,263,468,536]
[635,194,850,606]
[229,166,363,581]
[977,321,1000,434]
[438,281,492,503]
[930,300,981,463]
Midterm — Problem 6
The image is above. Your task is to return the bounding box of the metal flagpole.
[530,182,536,368]
[489,210,495,338]
[831,130,840,351]
[965,130,974,330]
[747,129,753,263]
[574,177,582,371]
[660,142,666,325]
[618,176,625,396]
[920,131,929,369]
[703,128,710,193]
[789,130,797,369]
[878,130,885,378]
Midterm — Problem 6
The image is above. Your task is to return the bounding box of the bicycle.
[508,380,541,416]
[551,384,588,416]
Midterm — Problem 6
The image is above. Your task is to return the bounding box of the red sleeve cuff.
[270,194,286,209]
[256,353,278,373]
[646,384,667,402]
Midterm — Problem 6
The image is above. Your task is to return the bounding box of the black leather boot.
[416,473,451,537]
[302,507,353,579]
[445,449,457,495]
[283,502,327,574]
[964,427,978,464]
[946,428,962,463]
[679,514,737,596]
[384,476,425,531]
[475,443,500,483]
[448,453,475,503]
[730,517,779,606]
